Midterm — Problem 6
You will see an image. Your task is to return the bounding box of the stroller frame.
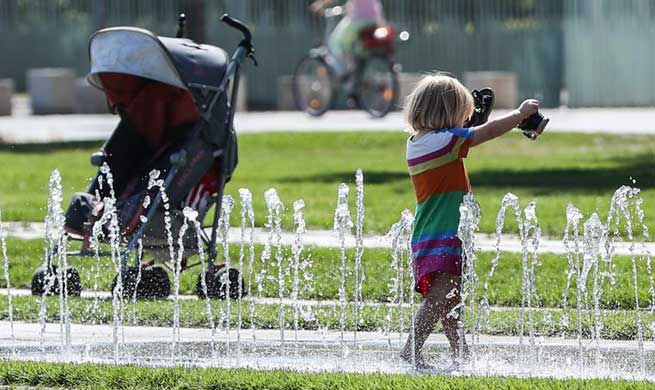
[116,15,255,275]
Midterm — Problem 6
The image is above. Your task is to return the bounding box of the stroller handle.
[220,14,252,43]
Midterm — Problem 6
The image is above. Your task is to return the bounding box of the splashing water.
[130,239,143,326]
[386,210,414,362]
[146,169,179,361]
[264,188,285,349]
[88,176,105,324]
[0,210,14,354]
[353,170,365,346]
[334,183,353,354]
[4,170,655,380]
[457,193,481,365]
[40,170,71,353]
[478,193,523,333]
[238,189,257,343]
[606,186,646,375]
[56,234,71,353]
[521,201,541,357]
[237,189,254,354]
[219,195,235,353]
[634,196,655,314]
[562,203,586,362]
[475,193,542,358]
[560,186,653,374]
[291,199,306,347]
[173,203,191,358]
[184,207,216,355]
[583,213,605,364]
[99,163,124,362]
[561,203,583,337]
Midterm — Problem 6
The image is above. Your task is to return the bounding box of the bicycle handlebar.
[220,14,252,43]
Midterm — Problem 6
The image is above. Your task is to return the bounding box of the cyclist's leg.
[328,17,360,76]
[328,17,349,59]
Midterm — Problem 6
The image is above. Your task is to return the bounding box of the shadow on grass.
[0,141,102,153]
[279,153,655,191]
[280,171,410,184]
[470,155,655,192]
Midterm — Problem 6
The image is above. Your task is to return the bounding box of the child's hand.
[518,99,539,119]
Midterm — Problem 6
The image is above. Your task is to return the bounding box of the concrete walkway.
[2,95,655,143]
[4,221,653,256]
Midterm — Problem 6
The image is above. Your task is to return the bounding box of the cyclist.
[310,0,384,78]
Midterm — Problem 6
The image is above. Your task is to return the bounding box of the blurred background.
[0,0,653,110]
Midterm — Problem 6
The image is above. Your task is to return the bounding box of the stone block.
[463,71,518,109]
[277,75,296,111]
[27,68,76,115]
[396,73,425,110]
[74,77,109,114]
[0,79,13,116]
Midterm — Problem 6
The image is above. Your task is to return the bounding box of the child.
[399,74,540,369]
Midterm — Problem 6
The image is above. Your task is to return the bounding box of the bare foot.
[400,351,435,370]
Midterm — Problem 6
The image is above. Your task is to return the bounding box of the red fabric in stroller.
[99,73,199,148]
[65,72,220,241]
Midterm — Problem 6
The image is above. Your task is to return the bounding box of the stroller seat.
[65,72,218,244]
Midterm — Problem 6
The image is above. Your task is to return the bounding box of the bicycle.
[293,6,402,118]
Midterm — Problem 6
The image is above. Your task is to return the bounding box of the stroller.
[30,14,257,300]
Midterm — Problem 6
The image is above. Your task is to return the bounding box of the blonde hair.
[404,73,474,135]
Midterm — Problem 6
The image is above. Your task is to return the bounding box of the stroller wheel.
[111,265,171,300]
[196,264,246,300]
[31,265,82,297]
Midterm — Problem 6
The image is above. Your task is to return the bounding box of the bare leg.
[400,272,461,367]
[439,275,466,360]
[400,288,441,368]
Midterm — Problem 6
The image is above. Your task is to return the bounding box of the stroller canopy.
[88,27,229,94]
[87,27,231,148]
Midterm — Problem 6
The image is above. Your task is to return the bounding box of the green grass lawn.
[0,132,653,235]
[2,238,654,311]
[1,132,653,389]
[0,361,652,390]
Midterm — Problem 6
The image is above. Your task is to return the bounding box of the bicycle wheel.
[292,54,337,117]
[356,55,398,118]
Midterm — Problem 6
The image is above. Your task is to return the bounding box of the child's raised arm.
[470,99,539,147]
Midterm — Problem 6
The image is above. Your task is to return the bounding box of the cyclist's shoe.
[465,88,495,127]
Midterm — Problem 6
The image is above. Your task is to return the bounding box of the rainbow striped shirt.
[406,128,474,289]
